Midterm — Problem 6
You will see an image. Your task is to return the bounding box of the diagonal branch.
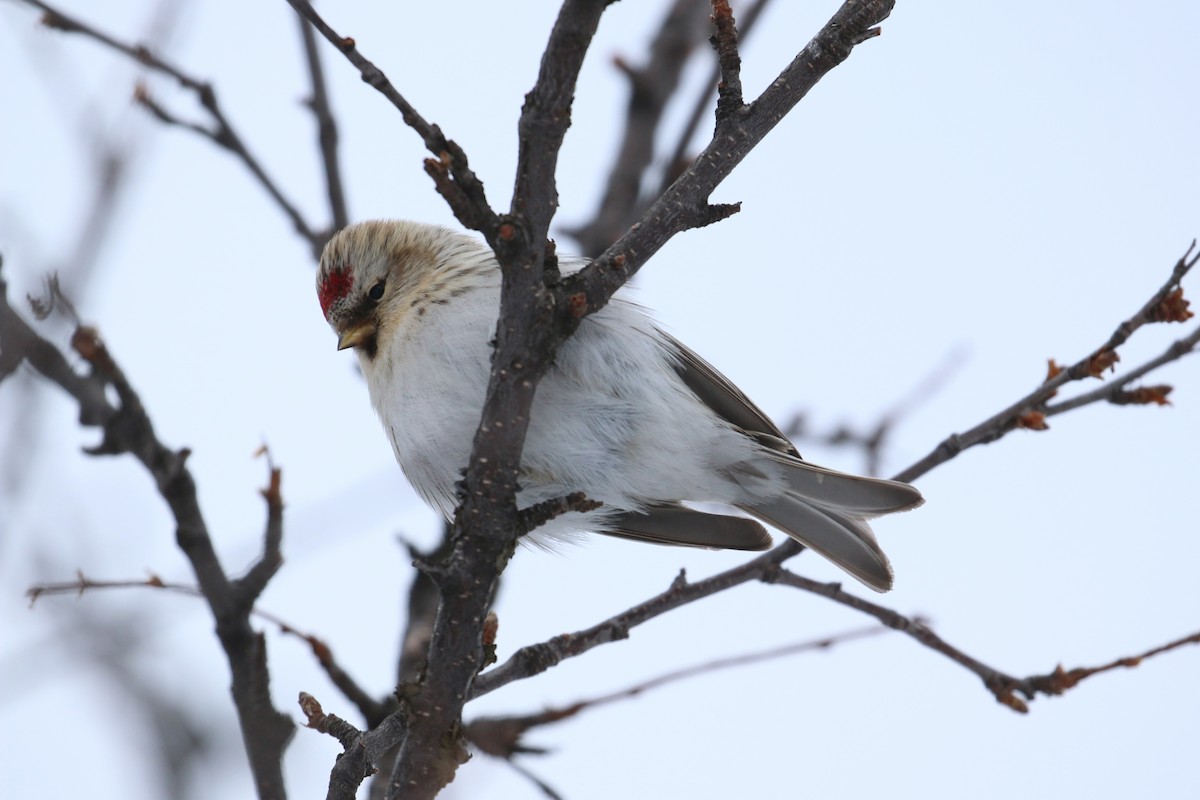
[1044,327,1199,415]
[769,568,1200,713]
[560,0,896,316]
[466,622,893,763]
[0,271,294,799]
[470,542,802,698]
[282,0,496,234]
[19,0,326,256]
[564,0,715,257]
[894,242,1198,484]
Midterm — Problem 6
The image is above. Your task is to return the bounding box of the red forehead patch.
[318,265,354,317]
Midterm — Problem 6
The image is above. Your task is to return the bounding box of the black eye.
[368,281,386,301]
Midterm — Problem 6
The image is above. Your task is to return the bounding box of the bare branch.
[233,457,286,606]
[767,568,1034,711]
[18,0,326,256]
[467,622,893,758]
[517,492,602,535]
[282,0,496,234]
[563,0,714,256]
[296,11,349,235]
[27,568,391,727]
[770,568,1200,713]
[470,542,803,698]
[560,0,896,317]
[660,0,774,202]
[710,0,746,115]
[1021,630,1200,694]
[0,267,112,420]
[1,274,294,798]
[1045,329,1199,416]
[895,242,1199,484]
[299,692,365,752]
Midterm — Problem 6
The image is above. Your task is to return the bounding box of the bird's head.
[317,220,483,358]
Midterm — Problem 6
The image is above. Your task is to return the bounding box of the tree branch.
[561,0,896,315]
[282,0,496,234]
[563,0,714,256]
[470,542,803,698]
[466,622,894,760]
[19,0,326,257]
[894,242,1198,484]
[287,2,896,795]
[769,568,1200,713]
[297,10,350,235]
[1,271,294,799]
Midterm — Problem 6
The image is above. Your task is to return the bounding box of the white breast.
[362,279,774,540]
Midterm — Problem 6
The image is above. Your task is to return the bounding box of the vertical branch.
[564,0,713,257]
[565,0,896,310]
[0,272,295,799]
[297,11,349,237]
[384,3,613,798]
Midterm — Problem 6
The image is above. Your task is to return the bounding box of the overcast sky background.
[2,1,1198,798]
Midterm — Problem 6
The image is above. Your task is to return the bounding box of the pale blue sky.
[2,2,1198,798]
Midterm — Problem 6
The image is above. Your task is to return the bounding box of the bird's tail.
[739,458,923,592]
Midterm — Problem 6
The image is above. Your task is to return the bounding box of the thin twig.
[710,0,746,115]
[767,569,1034,711]
[563,0,714,256]
[894,242,1198,484]
[661,0,774,199]
[468,621,896,758]
[282,0,495,234]
[1,276,294,796]
[770,568,1200,713]
[470,542,804,699]
[20,0,325,256]
[296,10,349,237]
[1045,327,1200,415]
[26,569,390,726]
[232,458,285,606]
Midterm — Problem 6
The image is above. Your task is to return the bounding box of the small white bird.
[318,220,922,591]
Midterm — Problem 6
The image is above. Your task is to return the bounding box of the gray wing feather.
[660,331,800,457]
[608,504,772,551]
[660,328,923,592]
[738,496,894,591]
[661,329,923,516]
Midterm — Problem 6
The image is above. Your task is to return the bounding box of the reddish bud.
[1148,287,1193,323]
[482,611,499,647]
[498,223,515,241]
[1014,411,1048,431]
[1111,385,1173,406]
[567,292,588,318]
[1086,349,1119,378]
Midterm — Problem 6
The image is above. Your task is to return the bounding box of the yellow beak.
[336,319,376,351]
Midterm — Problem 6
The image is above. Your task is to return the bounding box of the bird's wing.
[607,504,772,551]
[658,330,800,457]
[659,328,924,517]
